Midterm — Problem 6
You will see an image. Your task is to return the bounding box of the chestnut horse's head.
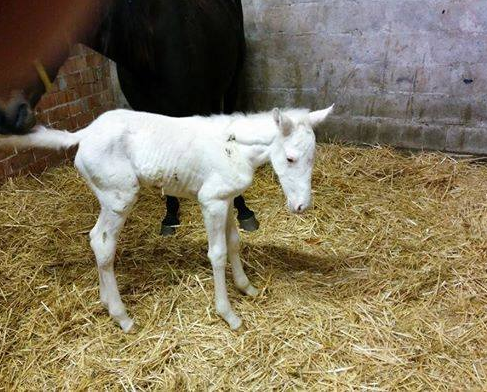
[0,0,107,134]
[0,91,41,135]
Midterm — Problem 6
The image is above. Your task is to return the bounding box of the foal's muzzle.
[288,199,311,214]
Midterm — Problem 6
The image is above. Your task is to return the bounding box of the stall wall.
[241,0,487,154]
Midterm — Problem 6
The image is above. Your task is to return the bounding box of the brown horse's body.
[0,0,245,133]
[0,0,257,232]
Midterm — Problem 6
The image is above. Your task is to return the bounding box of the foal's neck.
[228,113,277,169]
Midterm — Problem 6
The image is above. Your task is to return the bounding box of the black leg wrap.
[234,196,259,232]
[160,196,180,236]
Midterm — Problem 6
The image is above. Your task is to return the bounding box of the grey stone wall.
[241,0,487,154]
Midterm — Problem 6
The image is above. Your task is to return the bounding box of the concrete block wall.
[0,45,116,181]
[241,0,487,154]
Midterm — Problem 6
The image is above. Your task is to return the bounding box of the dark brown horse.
[0,0,258,233]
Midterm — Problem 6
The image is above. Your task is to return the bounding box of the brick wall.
[241,0,487,154]
[0,44,116,180]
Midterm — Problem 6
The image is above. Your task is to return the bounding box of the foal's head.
[270,105,334,214]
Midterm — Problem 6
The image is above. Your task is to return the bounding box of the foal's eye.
[287,157,295,163]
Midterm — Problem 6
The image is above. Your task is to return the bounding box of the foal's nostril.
[297,204,304,212]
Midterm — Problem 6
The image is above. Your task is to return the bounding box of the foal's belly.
[135,161,203,199]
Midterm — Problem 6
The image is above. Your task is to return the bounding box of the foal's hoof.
[238,215,259,232]
[160,225,176,237]
[119,318,135,333]
[227,315,243,331]
[243,284,259,297]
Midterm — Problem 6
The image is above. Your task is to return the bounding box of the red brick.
[54,117,77,130]
[93,68,102,81]
[57,75,68,91]
[87,93,102,109]
[10,149,35,172]
[0,161,9,179]
[69,44,86,56]
[75,112,94,128]
[2,160,13,177]
[0,147,17,161]
[11,167,29,178]
[48,150,68,167]
[67,90,78,101]
[86,54,104,67]
[65,145,79,159]
[65,145,79,161]
[78,84,93,97]
[94,83,105,94]
[101,66,110,79]
[103,102,116,111]
[36,112,49,125]
[49,81,60,93]
[54,91,71,106]
[36,94,57,111]
[104,90,114,102]
[76,56,88,71]
[92,106,109,119]
[32,147,51,161]
[28,157,49,175]
[65,72,82,87]
[81,69,95,84]
[68,101,83,116]
[47,105,70,123]
[62,58,80,74]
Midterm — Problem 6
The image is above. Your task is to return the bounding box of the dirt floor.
[0,144,486,390]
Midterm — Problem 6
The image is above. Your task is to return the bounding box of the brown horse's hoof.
[160,225,176,236]
[238,215,259,232]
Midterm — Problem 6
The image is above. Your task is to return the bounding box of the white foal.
[0,105,333,331]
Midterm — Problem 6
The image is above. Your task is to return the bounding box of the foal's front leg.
[201,199,242,330]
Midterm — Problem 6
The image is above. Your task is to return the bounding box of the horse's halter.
[34,59,54,93]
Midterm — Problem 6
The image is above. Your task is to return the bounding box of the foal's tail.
[0,125,92,151]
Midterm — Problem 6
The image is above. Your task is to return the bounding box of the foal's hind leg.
[89,187,138,332]
[226,206,258,296]
[160,196,180,236]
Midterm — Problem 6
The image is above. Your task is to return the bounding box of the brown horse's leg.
[233,196,259,232]
[160,196,180,236]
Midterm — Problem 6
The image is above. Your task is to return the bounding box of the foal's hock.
[0,105,334,330]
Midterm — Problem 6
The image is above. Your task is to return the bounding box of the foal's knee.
[208,246,227,269]
[90,230,115,268]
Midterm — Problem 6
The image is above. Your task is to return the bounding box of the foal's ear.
[272,108,293,137]
[309,104,334,127]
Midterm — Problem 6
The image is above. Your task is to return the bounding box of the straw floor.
[0,144,486,390]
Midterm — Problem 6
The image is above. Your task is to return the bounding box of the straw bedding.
[0,144,486,390]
